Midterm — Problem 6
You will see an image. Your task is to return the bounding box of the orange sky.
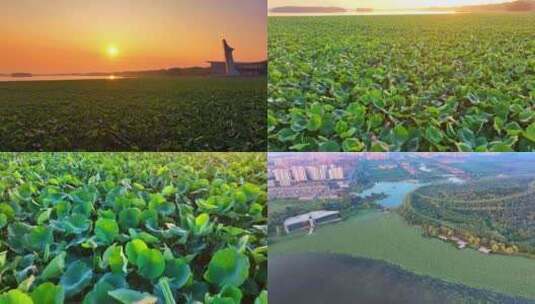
[1,0,267,74]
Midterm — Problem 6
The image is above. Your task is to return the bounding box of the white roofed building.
[283,210,341,234]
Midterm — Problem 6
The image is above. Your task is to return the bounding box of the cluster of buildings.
[269,165,344,187]
[438,235,491,254]
[268,164,348,200]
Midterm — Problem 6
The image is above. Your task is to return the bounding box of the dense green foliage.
[0,153,267,303]
[402,177,535,254]
[0,77,266,151]
[268,14,535,151]
[270,211,535,299]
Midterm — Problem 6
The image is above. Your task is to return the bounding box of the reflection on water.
[269,10,457,17]
[0,75,129,82]
[269,253,535,304]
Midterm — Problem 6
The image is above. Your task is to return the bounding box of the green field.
[270,211,535,299]
[0,77,266,151]
[268,14,535,152]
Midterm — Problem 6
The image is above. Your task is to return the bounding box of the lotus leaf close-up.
[0,153,267,304]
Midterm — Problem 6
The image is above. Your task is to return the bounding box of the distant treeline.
[446,0,535,11]
[81,67,211,77]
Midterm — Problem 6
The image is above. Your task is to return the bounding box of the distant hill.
[433,0,535,12]
[59,67,211,77]
[11,73,33,77]
[270,6,347,13]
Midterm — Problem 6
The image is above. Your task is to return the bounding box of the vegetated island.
[401,176,535,257]
[270,6,347,13]
[430,0,535,12]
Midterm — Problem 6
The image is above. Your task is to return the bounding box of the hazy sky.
[268,0,510,9]
[1,0,266,74]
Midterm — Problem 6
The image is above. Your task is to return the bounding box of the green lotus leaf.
[204,248,249,288]
[28,226,54,251]
[164,258,191,289]
[0,203,15,219]
[342,138,365,152]
[425,126,443,145]
[103,245,127,274]
[60,213,92,234]
[16,183,36,201]
[210,297,235,304]
[71,186,98,205]
[140,210,158,228]
[0,214,7,229]
[30,282,64,304]
[118,208,141,231]
[40,251,66,280]
[107,289,157,304]
[306,113,322,131]
[148,194,175,216]
[53,201,71,218]
[83,273,128,304]
[254,290,268,304]
[7,222,32,253]
[38,187,64,207]
[524,122,535,142]
[155,277,175,304]
[36,209,52,225]
[241,183,261,203]
[219,286,242,304]
[0,289,33,304]
[137,249,165,280]
[72,200,93,217]
[319,140,341,152]
[125,239,148,265]
[161,185,176,197]
[95,218,119,245]
[195,213,209,228]
[59,260,93,298]
[393,125,410,144]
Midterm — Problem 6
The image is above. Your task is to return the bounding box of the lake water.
[269,10,457,17]
[0,75,128,82]
[357,181,423,207]
[269,253,534,304]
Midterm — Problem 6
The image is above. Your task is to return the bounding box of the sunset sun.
[107,45,119,58]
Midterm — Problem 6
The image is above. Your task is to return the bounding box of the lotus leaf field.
[0,153,267,304]
[268,14,535,152]
[0,77,266,151]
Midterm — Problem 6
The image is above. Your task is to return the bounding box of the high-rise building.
[272,168,292,186]
[290,166,307,182]
[319,165,328,180]
[305,166,321,180]
[328,166,344,180]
